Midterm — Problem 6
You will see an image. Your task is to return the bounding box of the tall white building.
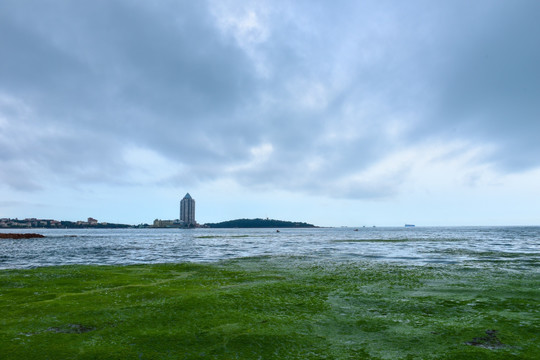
[180,193,196,226]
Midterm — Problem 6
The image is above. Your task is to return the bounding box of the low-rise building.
[153,219,185,228]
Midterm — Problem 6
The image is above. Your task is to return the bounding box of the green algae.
[332,238,468,243]
[1,258,538,359]
[194,235,251,239]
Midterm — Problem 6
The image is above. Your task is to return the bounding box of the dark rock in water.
[0,233,46,239]
[47,324,95,334]
[465,329,505,349]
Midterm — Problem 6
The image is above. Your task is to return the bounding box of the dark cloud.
[431,0,540,171]
[1,0,539,199]
[0,0,260,181]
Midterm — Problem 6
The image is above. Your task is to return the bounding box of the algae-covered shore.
[1,257,538,359]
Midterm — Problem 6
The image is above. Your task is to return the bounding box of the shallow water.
[0,227,538,269]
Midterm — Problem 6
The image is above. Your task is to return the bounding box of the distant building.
[88,217,98,225]
[180,193,196,226]
[153,219,186,228]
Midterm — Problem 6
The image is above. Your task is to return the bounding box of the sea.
[0,227,538,270]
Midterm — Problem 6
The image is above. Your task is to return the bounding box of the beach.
[1,227,539,359]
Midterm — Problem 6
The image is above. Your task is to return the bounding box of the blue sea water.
[0,227,538,269]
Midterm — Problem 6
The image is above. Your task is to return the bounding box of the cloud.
[1,0,539,203]
[428,0,540,171]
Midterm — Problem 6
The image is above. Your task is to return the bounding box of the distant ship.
[405,224,415,228]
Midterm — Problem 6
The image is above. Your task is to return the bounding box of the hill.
[204,218,316,228]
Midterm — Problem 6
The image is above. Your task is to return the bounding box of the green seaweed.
[332,238,468,243]
[1,258,538,359]
[194,235,251,239]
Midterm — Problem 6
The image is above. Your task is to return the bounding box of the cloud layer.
[1,0,539,206]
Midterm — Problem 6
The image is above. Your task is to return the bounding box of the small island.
[204,218,316,228]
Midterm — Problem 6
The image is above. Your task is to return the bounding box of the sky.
[1,0,539,227]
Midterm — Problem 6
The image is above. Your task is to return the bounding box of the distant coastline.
[204,218,316,228]
[0,218,133,229]
[1,217,316,229]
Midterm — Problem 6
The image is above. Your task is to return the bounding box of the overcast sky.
[1,0,539,226]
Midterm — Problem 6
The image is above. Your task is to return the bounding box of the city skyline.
[1,1,539,227]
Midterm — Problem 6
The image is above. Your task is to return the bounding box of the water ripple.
[0,227,539,269]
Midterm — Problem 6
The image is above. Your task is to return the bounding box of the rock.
[0,233,46,239]
[465,329,505,349]
[47,324,95,334]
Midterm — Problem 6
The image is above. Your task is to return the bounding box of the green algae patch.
[1,259,538,359]
[194,235,251,239]
[331,238,467,243]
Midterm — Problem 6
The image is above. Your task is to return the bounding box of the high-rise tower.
[180,193,196,226]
